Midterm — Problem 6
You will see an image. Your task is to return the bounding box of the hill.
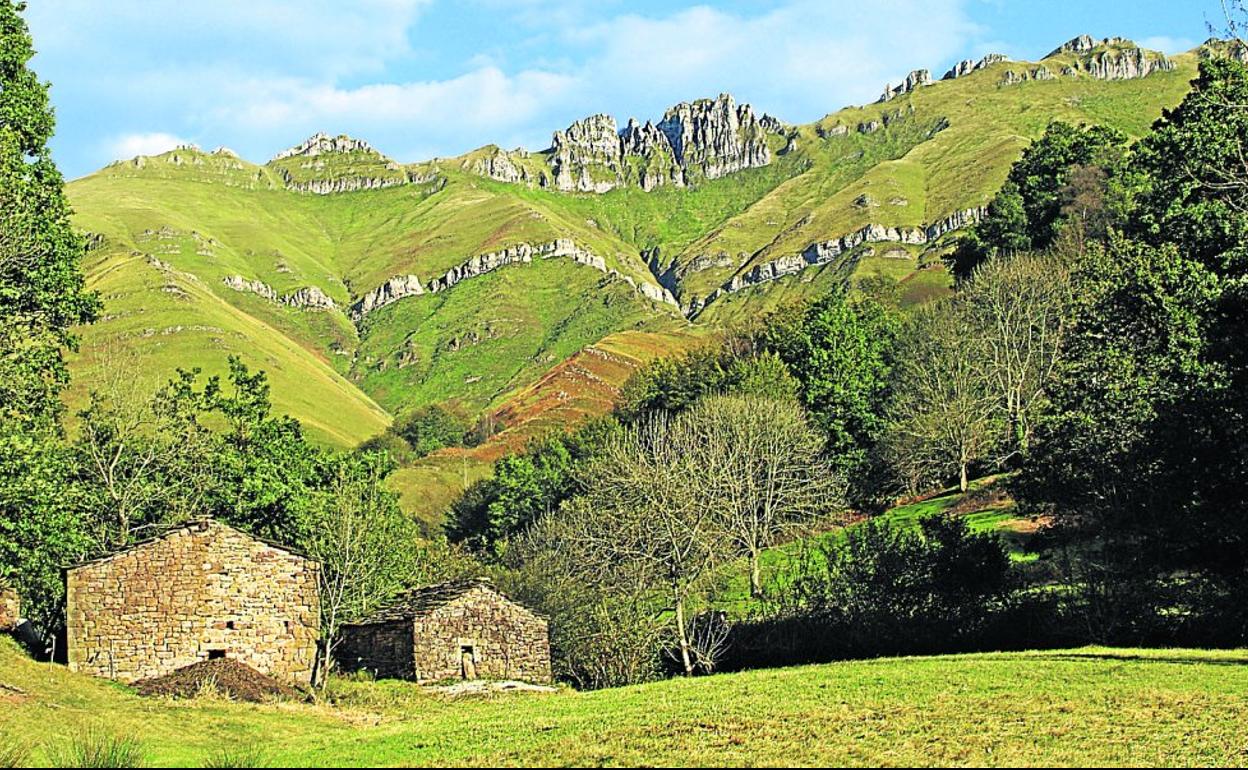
[63,35,1206,511]
[1,636,1245,766]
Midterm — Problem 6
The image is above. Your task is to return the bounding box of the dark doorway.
[207,649,227,660]
[460,645,477,680]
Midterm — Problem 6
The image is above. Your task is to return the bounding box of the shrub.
[49,730,146,768]
[201,744,265,768]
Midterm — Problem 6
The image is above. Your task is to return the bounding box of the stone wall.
[337,585,552,684]
[65,520,320,684]
[0,584,19,632]
[411,586,551,683]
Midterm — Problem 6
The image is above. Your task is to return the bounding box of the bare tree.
[681,394,846,598]
[74,346,213,548]
[962,252,1071,458]
[886,302,1000,493]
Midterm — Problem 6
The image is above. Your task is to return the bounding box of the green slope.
[64,37,1204,455]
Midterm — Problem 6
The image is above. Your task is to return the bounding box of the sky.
[23,0,1227,179]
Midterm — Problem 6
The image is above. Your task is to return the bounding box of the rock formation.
[657,94,773,180]
[470,148,535,185]
[879,69,933,102]
[545,94,776,193]
[349,275,424,320]
[352,239,679,321]
[272,132,381,161]
[942,53,1010,80]
[1041,36,1175,80]
[222,275,338,310]
[692,207,988,313]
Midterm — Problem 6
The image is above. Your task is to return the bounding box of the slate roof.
[63,518,315,572]
[352,578,507,625]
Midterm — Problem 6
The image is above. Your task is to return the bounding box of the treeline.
[442,54,1248,685]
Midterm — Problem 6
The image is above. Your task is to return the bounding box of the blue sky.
[24,0,1224,179]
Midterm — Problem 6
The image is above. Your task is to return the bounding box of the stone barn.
[337,579,551,684]
[65,519,320,684]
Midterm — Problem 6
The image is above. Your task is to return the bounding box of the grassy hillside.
[2,637,1246,766]
[61,38,1204,514]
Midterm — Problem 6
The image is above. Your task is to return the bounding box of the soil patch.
[134,659,304,703]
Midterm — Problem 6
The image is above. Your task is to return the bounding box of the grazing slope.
[63,37,1203,506]
[1,637,1246,766]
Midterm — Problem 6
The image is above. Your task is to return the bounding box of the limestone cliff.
[351,240,678,320]
[545,94,777,193]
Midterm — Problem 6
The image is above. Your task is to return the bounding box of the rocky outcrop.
[350,274,424,320]
[999,65,1057,85]
[1081,47,1174,80]
[1042,36,1175,80]
[693,207,987,313]
[545,94,775,193]
[549,114,626,193]
[1201,37,1248,64]
[943,53,1010,80]
[879,69,933,102]
[272,132,380,161]
[657,94,773,180]
[1047,34,1099,57]
[222,275,338,310]
[620,118,684,191]
[470,148,535,185]
[276,170,407,195]
[352,239,678,320]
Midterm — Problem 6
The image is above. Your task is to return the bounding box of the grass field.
[2,637,1246,767]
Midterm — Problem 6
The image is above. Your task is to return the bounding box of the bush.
[742,514,1021,663]
[49,731,146,768]
[393,404,470,457]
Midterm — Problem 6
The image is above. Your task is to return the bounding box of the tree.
[72,349,215,550]
[884,301,999,493]
[307,451,438,687]
[680,395,845,597]
[392,403,470,457]
[960,252,1072,458]
[753,291,898,478]
[948,122,1128,280]
[568,415,732,676]
[0,1,99,648]
[0,0,99,426]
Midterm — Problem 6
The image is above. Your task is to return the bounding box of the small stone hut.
[337,579,551,683]
[65,519,320,684]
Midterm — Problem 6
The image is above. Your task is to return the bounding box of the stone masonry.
[65,519,320,684]
[337,579,552,684]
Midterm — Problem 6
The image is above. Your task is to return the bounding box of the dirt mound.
[134,658,304,703]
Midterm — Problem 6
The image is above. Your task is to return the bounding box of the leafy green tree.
[949,122,1128,280]
[1018,60,1248,642]
[0,1,99,646]
[393,403,470,457]
[754,291,898,477]
[0,0,99,426]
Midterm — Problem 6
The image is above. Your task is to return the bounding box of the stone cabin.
[337,579,551,684]
[64,519,320,684]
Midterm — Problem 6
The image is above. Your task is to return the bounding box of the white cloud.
[105,132,191,161]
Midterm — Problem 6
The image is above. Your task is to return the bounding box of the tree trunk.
[959,461,969,493]
[749,547,763,599]
[674,596,695,676]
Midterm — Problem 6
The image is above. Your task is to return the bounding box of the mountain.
[65,35,1204,520]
